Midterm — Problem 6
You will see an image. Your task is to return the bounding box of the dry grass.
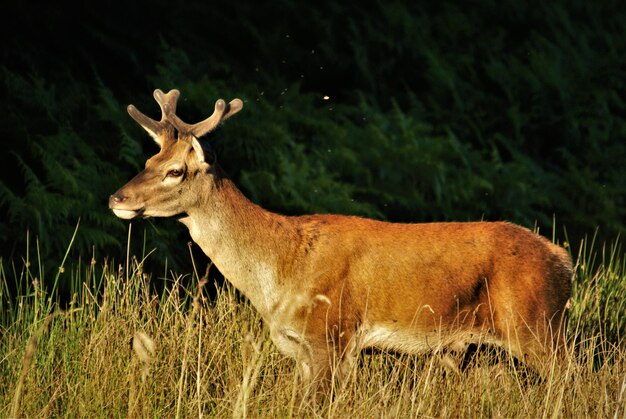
[1,238,625,418]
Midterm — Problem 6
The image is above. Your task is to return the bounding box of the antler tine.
[127,89,181,146]
[127,104,161,138]
[222,99,244,122]
[153,89,180,121]
[166,98,232,139]
[190,98,244,138]
[189,99,228,138]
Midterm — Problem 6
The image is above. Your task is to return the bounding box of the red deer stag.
[110,89,572,394]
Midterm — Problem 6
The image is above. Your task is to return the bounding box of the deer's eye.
[166,169,183,178]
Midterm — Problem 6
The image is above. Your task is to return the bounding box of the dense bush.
[1,1,625,276]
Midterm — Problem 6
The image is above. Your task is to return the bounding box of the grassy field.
[1,231,625,418]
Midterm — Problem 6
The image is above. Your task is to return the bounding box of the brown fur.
[110,90,573,396]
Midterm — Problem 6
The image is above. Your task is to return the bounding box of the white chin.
[112,209,139,220]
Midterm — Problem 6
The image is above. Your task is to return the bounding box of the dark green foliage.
[0,72,122,261]
[1,0,625,276]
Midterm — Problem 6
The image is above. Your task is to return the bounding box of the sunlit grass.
[1,232,625,417]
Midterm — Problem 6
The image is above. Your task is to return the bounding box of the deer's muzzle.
[109,193,144,219]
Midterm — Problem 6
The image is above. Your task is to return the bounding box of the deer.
[109,89,573,396]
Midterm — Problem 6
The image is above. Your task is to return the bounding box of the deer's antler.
[127,89,180,147]
[165,97,244,138]
[127,89,243,147]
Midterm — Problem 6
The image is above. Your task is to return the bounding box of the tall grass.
[1,232,625,417]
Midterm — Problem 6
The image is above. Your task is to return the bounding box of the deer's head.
[109,89,243,219]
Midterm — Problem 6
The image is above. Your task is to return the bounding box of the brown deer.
[110,89,572,395]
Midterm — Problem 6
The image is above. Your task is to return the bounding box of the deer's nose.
[109,193,127,206]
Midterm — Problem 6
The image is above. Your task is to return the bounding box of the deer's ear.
[190,137,211,170]
[190,137,205,161]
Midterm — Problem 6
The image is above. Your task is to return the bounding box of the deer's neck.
[179,173,291,318]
